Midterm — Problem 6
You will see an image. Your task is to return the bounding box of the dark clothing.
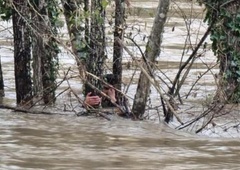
[101,97,118,108]
[82,74,133,118]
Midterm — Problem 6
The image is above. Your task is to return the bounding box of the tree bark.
[0,57,4,97]
[41,0,59,104]
[215,1,240,103]
[113,0,125,91]
[61,0,87,61]
[31,0,59,104]
[61,0,89,94]
[85,0,106,94]
[31,3,43,102]
[12,0,33,105]
[132,0,170,118]
[62,0,106,95]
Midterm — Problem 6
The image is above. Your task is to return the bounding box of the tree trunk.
[61,0,87,61]
[42,0,59,104]
[215,1,240,103]
[85,0,106,94]
[61,0,89,95]
[12,0,33,105]
[31,0,59,104]
[0,57,4,97]
[113,0,125,91]
[32,39,43,100]
[84,0,90,56]
[31,5,43,102]
[132,0,170,118]
[62,0,106,94]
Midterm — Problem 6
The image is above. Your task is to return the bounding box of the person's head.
[102,74,117,91]
[103,74,117,84]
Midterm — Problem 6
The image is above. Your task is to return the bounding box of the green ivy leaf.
[101,0,109,9]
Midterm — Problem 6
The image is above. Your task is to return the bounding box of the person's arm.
[107,88,117,104]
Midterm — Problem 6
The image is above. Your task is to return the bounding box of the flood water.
[1,110,240,170]
[1,0,240,169]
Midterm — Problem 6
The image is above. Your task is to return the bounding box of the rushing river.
[1,0,240,169]
[1,110,240,170]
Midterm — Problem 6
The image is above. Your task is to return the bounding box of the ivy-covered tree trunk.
[42,0,59,104]
[62,0,106,95]
[32,0,59,104]
[113,0,125,91]
[62,0,90,95]
[201,0,240,103]
[12,0,33,105]
[85,0,106,94]
[218,1,240,103]
[61,0,87,61]
[132,0,170,118]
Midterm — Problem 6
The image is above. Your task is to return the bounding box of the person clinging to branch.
[84,74,118,108]
[84,92,101,107]
[83,74,132,118]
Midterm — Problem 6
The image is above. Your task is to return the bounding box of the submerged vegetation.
[0,0,240,137]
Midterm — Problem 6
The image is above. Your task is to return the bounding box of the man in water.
[83,74,131,117]
[84,74,117,108]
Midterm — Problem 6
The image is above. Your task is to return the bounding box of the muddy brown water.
[1,0,240,169]
[1,110,240,170]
